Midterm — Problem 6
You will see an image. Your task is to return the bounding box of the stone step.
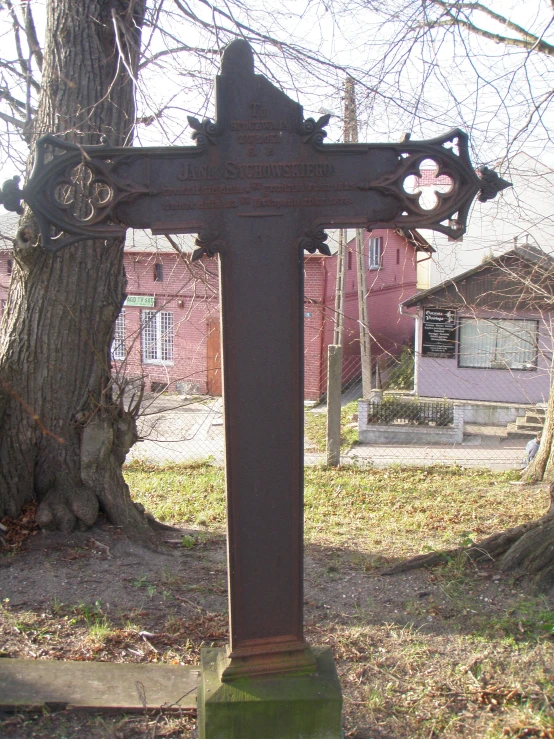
[0,658,199,711]
[514,417,543,430]
[523,413,545,424]
[507,423,540,438]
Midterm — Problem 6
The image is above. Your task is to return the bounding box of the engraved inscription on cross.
[3,39,510,681]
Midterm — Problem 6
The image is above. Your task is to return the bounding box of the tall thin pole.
[326,78,354,465]
[333,229,347,346]
[356,229,372,396]
[346,76,373,397]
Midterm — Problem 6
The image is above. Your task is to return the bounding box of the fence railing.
[366,399,454,427]
[122,347,540,472]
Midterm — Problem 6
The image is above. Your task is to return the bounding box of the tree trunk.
[0,0,156,544]
[522,386,554,483]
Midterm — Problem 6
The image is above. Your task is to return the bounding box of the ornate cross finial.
[478,166,512,202]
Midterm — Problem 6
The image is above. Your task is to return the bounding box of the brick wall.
[323,228,419,361]
[0,228,423,401]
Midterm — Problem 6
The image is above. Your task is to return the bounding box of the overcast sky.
[0,1,552,282]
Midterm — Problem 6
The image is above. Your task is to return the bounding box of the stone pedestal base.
[197,646,343,739]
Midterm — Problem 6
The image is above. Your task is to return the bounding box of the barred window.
[111,310,126,361]
[141,310,174,364]
[369,237,382,269]
[459,318,538,371]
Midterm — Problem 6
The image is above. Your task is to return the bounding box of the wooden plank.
[0,659,199,711]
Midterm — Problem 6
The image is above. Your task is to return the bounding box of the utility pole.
[326,77,356,465]
[356,228,372,397]
[345,76,373,398]
[326,228,347,466]
[333,228,347,346]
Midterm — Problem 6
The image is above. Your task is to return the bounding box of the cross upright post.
[3,37,510,739]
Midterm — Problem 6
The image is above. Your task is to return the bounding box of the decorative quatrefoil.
[53,164,113,224]
[402,158,454,212]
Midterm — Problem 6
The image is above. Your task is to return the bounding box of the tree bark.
[522,386,554,483]
[0,0,157,544]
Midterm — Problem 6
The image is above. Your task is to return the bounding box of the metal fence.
[126,350,543,472]
[366,399,454,426]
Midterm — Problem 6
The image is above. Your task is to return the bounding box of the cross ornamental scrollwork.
[0,39,511,686]
[3,42,508,255]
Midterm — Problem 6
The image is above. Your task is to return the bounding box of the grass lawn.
[123,461,554,739]
[304,400,359,452]
[0,462,552,739]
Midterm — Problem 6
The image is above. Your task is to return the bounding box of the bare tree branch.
[138,44,218,71]
[4,0,30,76]
[0,86,31,114]
[430,1,544,42]
[0,59,40,91]
[435,16,554,56]
[23,0,43,72]
[0,110,25,128]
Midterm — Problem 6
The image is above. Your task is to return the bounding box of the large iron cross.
[2,40,508,680]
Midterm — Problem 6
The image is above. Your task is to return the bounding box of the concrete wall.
[419,400,535,426]
[358,400,464,445]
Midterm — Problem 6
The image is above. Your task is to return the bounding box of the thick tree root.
[29,412,169,552]
[383,485,554,590]
[500,516,554,591]
[381,521,540,575]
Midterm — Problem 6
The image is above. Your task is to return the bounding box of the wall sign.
[124,295,155,307]
[422,308,457,358]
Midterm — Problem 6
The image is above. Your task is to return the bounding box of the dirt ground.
[0,518,553,738]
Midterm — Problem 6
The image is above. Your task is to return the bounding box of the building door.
[207,318,222,396]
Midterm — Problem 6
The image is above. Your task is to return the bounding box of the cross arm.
[1,130,212,252]
[303,128,512,240]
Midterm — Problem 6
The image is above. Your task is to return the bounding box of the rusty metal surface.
[4,49,510,251]
[2,39,511,677]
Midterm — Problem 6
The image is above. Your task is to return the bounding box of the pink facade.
[0,228,426,400]
[323,229,422,355]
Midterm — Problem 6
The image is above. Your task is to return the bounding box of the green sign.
[124,295,155,307]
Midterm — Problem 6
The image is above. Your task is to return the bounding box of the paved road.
[128,395,527,470]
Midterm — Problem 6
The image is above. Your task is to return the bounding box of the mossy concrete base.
[198,646,343,739]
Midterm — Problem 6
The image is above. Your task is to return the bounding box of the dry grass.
[0,462,552,738]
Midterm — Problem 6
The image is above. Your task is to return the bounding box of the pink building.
[0,227,432,400]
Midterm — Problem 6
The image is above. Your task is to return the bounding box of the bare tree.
[0,0,368,540]
[1,0,553,579]
[329,0,554,588]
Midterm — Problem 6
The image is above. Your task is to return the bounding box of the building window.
[458,318,538,370]
[7,259,13,275]
[369,237,381,270]
[111,310,126,361]
[142,310,174,364]
[347,250,352,270]
[154,263,163,282]
[396,248,400,265]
